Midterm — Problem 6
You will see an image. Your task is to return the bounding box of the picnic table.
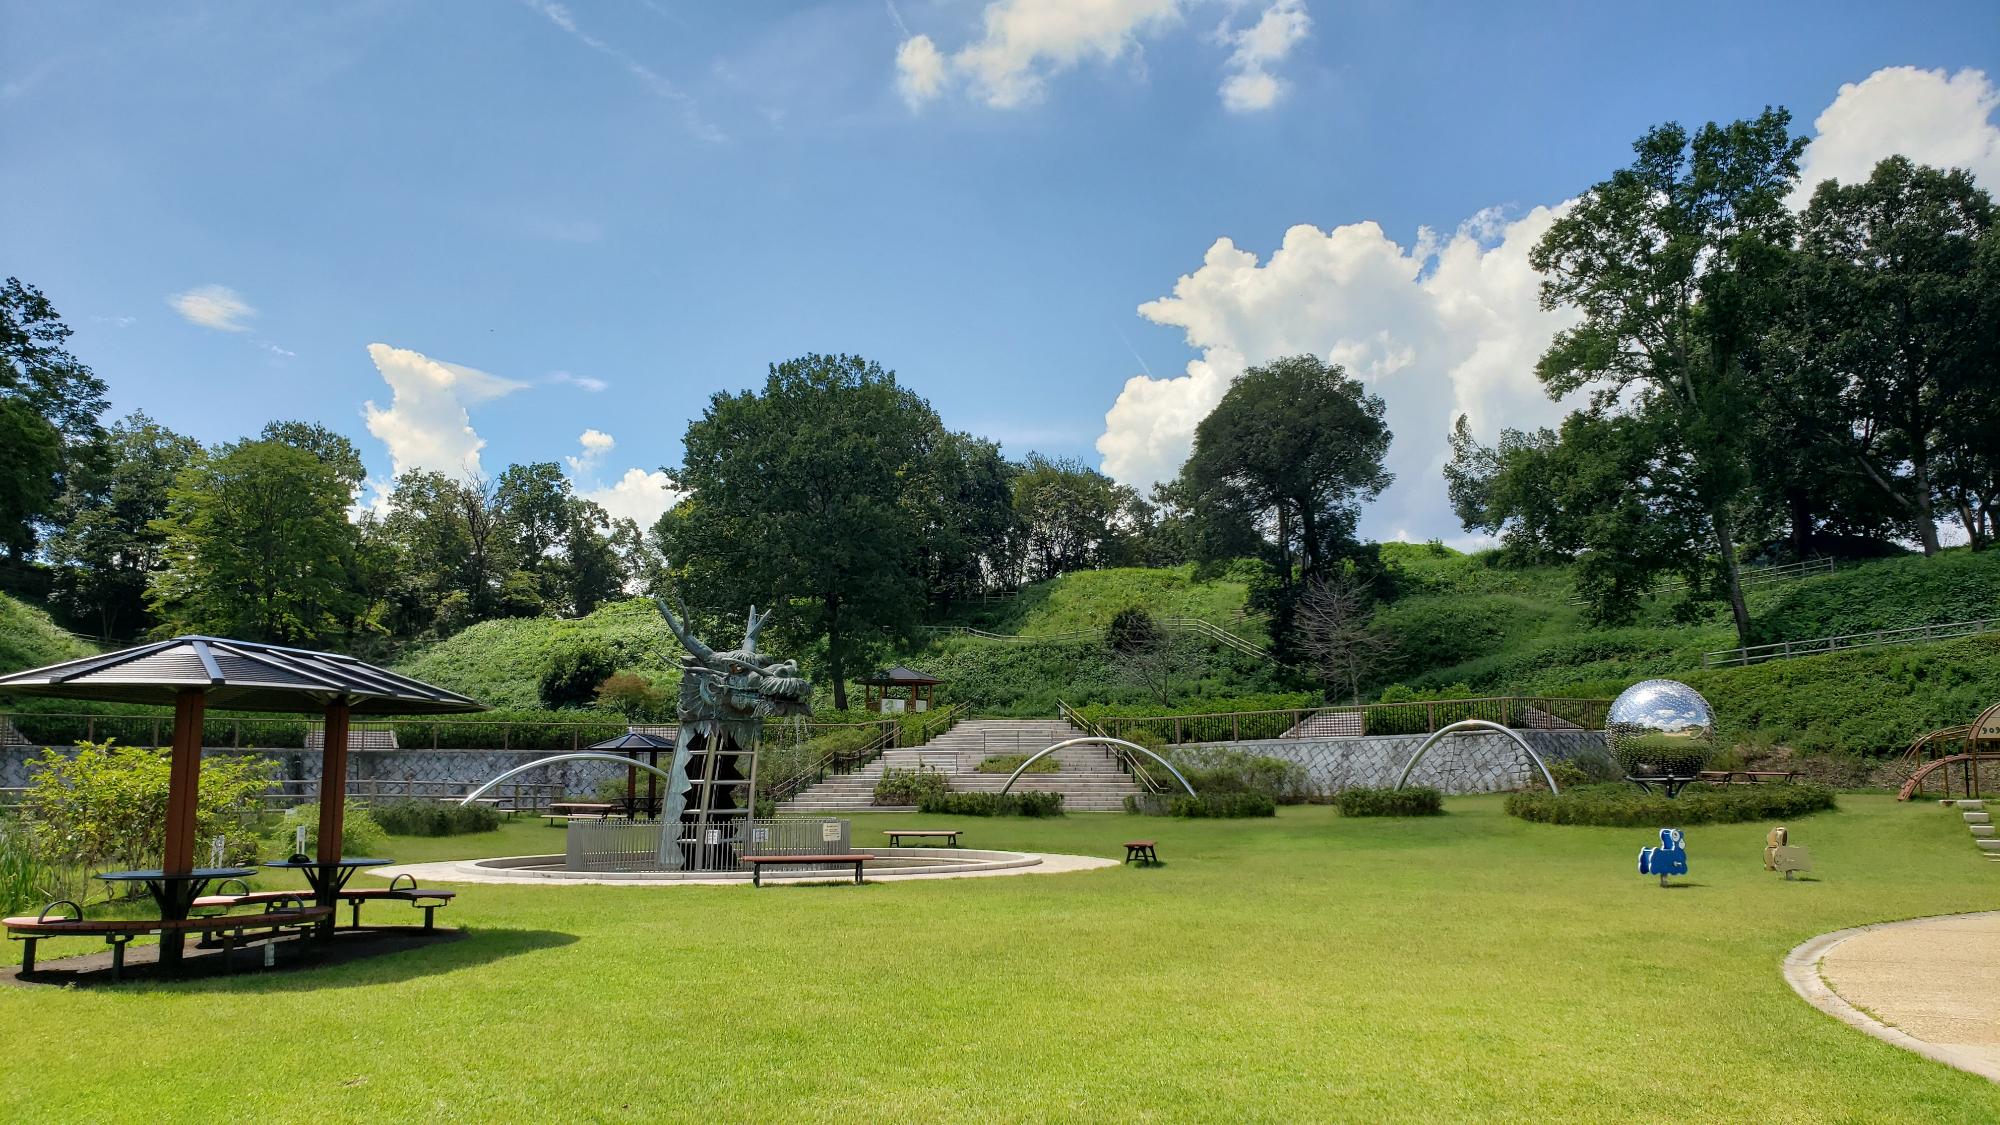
[95,866,258,965]
[263,856,391,935]
[883,829,960,847]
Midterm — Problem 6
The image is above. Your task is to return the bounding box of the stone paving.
[1785,910,2000,1083]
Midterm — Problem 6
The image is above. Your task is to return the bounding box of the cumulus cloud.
[1095,64,2000,542]
[1099,209,1583,541]
[168,285,255,331]
[1218,0,1310,112]
[567,428,616,474]
[580,467,683,530]
[361,343,527,483]
[895,0,1181,109]
[896,34,949,108]
[1792,66,2000,205]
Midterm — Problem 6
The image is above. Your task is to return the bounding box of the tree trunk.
[1786,487,1813,561]
[1712,510,1753,648]
[826,594,847,711]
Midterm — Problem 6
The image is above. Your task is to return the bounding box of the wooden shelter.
[0,636,483,876]
[588,730,676,817]
[856,666,944,714]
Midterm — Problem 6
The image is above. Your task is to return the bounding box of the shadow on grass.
[11,927,578,993]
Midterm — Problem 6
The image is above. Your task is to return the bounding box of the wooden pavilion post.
[317,701,351,864]
[161,688,206,876]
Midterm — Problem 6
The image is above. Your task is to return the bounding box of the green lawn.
[4,797,1997,1122]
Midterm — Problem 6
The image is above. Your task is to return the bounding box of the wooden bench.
[1695,770,1801,786]
[883,830,959,847]
[195,874,456,930]
[1123,841,1160,866]
[5,900,332,979]
[740,854,874,887]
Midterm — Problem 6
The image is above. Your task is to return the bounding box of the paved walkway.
[368,850,1120,887]
[1784,910,2000,1082]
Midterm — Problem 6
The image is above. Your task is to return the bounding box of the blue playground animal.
[1637,827,1687,886]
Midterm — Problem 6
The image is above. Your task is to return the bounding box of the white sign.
[705,829,721,845]
[821,822,841,842]
[751,828,770,844]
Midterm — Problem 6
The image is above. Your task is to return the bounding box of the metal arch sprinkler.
[459,752,681,805]
[1394,719,1562,794]
[1000,737,1198,798]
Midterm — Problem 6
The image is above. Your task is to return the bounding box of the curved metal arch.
[1967,702,2000,755]
[458,752,679,806]
[1394,719,1561,794]
[1001,737,1197,798]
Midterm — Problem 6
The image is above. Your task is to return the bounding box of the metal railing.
[762,722,899,806]
[565,816,848,873]
[1702,617,2000,668]
[1067,695,1611,748]
[1058,700,1168,794]
[910,702,967,746]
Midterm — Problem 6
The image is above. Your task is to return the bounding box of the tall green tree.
[375,470,512,637]
[1768,156,1994,555]
[148,440,359,644]
[1176,354,1392,591]
[662,353,942,710]
[911,431,1017,609]
[0,278,109,559]
[260,420,366,495]
[1011,454,1128,583]
[44,412,204,640]
[1530,109,1806,645]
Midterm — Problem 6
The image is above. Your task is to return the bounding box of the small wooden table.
[1123,841,1160,866]
[883,830,959,847]
[740,854,874,886]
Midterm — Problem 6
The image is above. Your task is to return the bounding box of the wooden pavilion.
[0,636,482,911]
[856,666,944,714]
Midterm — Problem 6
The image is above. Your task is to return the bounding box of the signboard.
[821,822,841,842]
[705,829,721,845]
[750,827,770,844]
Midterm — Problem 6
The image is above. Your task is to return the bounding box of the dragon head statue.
[655,583,812,741]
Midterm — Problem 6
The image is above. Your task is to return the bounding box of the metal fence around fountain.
[564,817,851,873]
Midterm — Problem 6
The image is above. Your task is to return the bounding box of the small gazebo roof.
[0,635,483,716]
[588,731,677,751]
[856,665,944,687]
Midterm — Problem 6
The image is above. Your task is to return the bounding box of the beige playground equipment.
[1896,701,2000,801]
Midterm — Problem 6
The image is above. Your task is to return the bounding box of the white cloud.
[580,467,683,529]
[361,343,527,484]
[1793,66,2000,205]
[1218,0,1309,112]
[547,370,609,392]
[1099,208,1582,540]
[567,428,616,474]
[896,0,1181,109]
[168,285,255,332]
[896,34,949,108]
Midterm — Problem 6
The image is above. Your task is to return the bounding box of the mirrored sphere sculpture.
[1607,678,1717,780]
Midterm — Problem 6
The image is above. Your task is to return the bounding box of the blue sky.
[3,1,1996,539]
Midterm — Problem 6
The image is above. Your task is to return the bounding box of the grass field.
[4,796,1997,1121]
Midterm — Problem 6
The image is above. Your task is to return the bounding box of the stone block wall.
[1183,730,1609,796]
[1,745,640,802]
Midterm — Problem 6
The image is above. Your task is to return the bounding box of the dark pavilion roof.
[588,731,677,751]
[0,636,484,716]
[856,665,944,687]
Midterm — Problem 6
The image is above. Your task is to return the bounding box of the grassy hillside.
[393,598,682,709]
[0,592,95,673]
[943,562,1268,644]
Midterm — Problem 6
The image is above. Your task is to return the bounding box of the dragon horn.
[654,562,716,663]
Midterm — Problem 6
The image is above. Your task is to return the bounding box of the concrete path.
[1784,910,2000,1083]
[367,851,1120,888]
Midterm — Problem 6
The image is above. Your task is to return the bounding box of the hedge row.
[1334,787,1444,817]
[1504,782,1837,827]
[916,791,1065,817]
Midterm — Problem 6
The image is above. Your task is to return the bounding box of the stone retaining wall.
[1184,730,1610,796]
[0,746,636,799]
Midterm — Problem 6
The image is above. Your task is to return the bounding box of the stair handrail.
[765,719,899,806]
[1059,699,1167,794]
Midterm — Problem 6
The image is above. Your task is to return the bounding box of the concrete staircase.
[1944,799,2000,860]
[777,718,1145,813]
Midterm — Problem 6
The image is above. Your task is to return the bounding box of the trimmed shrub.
[1504,781,1837,827]
[1334,786,1445,817]
[273,803,389,857]
[538,643,619,709]
[917,791,1065,817]
[369,799,502,837]
[976,754,1059,774]
[1167,745,1310,804]
[874,768,949,806]
[1167,792,1276,818]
